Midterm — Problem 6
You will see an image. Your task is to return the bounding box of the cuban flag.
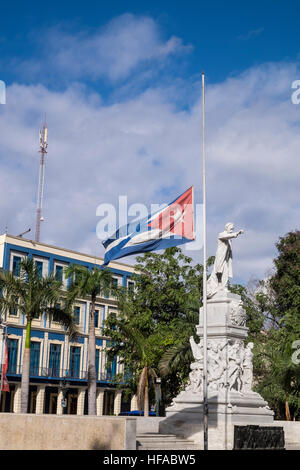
[102,186,195,265]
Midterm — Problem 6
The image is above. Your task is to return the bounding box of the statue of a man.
[207,223,244,298]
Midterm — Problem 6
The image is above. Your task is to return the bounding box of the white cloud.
[0,22,299,284]
[14,14,192,83]
[238,27,264,41]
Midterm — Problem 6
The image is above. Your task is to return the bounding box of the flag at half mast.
[102,186,195,265]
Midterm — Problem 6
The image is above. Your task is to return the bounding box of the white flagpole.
[202,71,209,450]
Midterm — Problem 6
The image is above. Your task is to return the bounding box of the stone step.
[136,433,200,450]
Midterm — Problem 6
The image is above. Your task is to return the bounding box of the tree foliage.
[0,257,77,413]
[104,231,300,420]
[252,230,300,420]
[103,247,203,412]
[65,264,114,415]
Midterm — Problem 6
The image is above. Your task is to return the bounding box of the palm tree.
[65,264,113,415]
[158,300,198,380]
[0,257,77,413]
[104,292,199,416]
[135,336,158,417]
[112,325,158,417]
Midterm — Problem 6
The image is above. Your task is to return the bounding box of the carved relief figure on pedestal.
[229,300,247,327]
[207,339,227,391]
[227,340,244,392]
[186,362,203,392]
[241,342,254,393]
[187,336,203,392]
[207,223,244,298]
[190,336,203,361]
[188,331,255,397]
[188,337,233,394]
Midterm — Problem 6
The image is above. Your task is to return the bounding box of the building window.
[128,281,134,292]
[94,305,105,328]
[69,346,81,378]
[74,306,80,325]
[48,343,61,377]
[101,306,106,328]
[108,310,117,330]
[30,341,41,376]
[29,390,37,414]
[112,278,118,294]
[55,265,63,282]
[9,296,18,316]
[106,356,117,381]
[12,256,21,277]
[95,348,100,380]
[32,310,40,320]
[94,309,99,328]
[52,304,61,323]
[35,261,43,278]
[7,338,18,374]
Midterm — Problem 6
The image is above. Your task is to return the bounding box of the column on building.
[35,385,46,414]
[57,389,64,415]
[13,384,22,413]
[130,394,138,411]
[77,387,86,415]
[113,390,122,416]
[63,335,69,372]
[42,333,48,372]
[83,335,89,379]
[96,388,105,416]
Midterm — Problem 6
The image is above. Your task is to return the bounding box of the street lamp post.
[154,377,161,417]
[59,378,70,414]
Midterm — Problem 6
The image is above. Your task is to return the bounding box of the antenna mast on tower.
[35,119,48,242]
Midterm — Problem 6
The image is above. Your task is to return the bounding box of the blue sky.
[0,1,299,284]
[1,1,299,90]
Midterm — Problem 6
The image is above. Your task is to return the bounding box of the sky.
[0,0,299,285]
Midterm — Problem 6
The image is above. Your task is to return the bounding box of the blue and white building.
[0,234,137,415]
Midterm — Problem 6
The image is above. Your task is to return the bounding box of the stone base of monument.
[159,289,275,450]
[233,425,285,450]
[159,390,274,449]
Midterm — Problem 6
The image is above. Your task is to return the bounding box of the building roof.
[0,233,136,274]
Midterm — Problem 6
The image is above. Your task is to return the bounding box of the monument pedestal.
[159,290,274,449]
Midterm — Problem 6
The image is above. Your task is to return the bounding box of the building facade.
[0,234,138,416]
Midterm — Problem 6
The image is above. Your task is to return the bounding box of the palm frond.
[159,341,193,377]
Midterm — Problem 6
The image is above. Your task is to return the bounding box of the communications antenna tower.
[35,119,48,242]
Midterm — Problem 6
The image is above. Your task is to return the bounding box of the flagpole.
[202,71,208,450]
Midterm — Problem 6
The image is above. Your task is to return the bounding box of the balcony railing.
[5,364,126,383]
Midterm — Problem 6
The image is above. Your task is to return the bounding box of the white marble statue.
[207,223,244,298]
[162,219,274,435]
[190,336,203,361]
